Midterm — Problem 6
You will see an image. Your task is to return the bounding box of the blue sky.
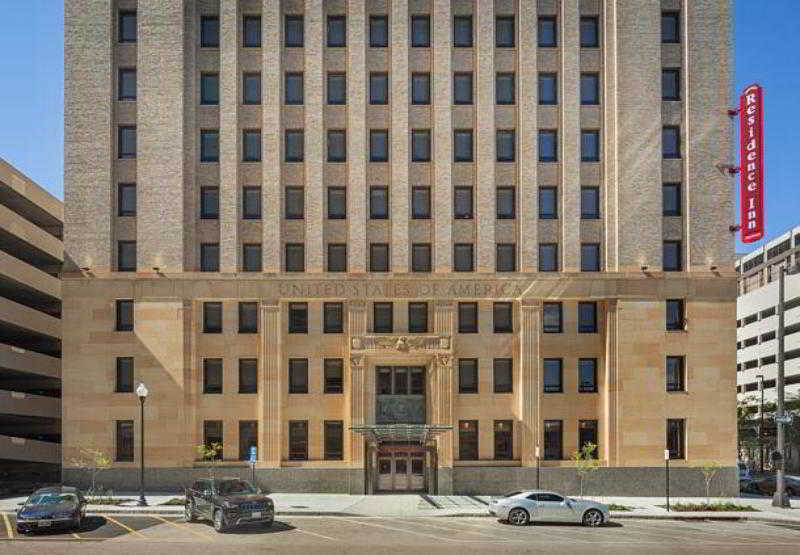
[0,1,796,253]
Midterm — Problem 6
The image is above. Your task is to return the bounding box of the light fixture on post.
[640,265,649,272]
[135,382,149,507]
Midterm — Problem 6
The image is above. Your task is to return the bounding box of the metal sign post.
[249,446,257,485]
[535,446,541,489]
[664,449,670,512]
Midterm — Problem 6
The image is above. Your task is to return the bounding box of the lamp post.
[135,382,148,507]
[535,446,540,489]
[756,374,764,473]
[773,265,793,508]
[664,449,670,512]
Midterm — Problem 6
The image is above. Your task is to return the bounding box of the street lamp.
[135,382,148,507]
[773,264,796,508]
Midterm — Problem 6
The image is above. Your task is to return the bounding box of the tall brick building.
[63,0,737,494]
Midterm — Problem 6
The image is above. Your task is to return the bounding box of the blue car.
[16,486,87,534]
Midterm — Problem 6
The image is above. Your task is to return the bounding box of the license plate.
[38,520,52,527]
[251,511,261,519]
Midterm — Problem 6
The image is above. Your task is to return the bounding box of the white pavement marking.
[341,517,494,543]
[397,517,521,541]
[1,514,13,539]
[292,527,338,541]
[618,520,786,546]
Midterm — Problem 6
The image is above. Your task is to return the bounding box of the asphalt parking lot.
[1,514,800,554]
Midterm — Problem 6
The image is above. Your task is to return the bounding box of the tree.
[196,442,223,479]
[571,442,601,498]
[70,448,111,495]
[697,461,721,505]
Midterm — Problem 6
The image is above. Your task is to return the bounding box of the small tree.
[571,442,601,498]
[70,448,111,495]
[196,442,223,479]
[697,461,721,505]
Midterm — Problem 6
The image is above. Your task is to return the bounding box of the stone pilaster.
[347,301,367,467]
[520,299,541,466]
[260,301,282,466]
[390,0,410,272]
[347,0,367,273]
[262,0,282,272]
[219,0,240,272]
[475,0,495,272]
[560,0,580,271]
[304,0,324,272]
[518,0,538,272]
[603,299,618,465]
[432,0,452,272]
[433,302,455,470]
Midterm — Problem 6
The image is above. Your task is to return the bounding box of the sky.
[0,1,797,254]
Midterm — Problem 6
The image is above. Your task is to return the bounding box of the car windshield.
[27,493,76,506]
[217,480,256,495]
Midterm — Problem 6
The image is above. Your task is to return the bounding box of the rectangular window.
[579,420,599,458]
[662,69,680,100]
[581,243,600,272]
[496,243,516,272]
[243,187,261,219]
[538,73,557,105]
[115,357,133,393]
[116,420,134,462]
[238,302,258,333]
[581,187,600,219]
[496,187,515,219]
[538,187,557,219]
[411,15,430,47]
[327,15,346,47]
[458,359,478,393]
[119,11,137,43]
[288,302,308,334]
[539,243,558,272]
[454,187,473,219]
[238,421,258,461]
[411,130,431,162]
[370,130,389,162]
[285,130,304,162]
[324,421,344,460]
[459,421,478,460]
[666,299,685,331]
[243,73,261,104]
[203,302,222,333]
[285,72,304,105]
[578,302,598,333]
[289,420,308,460]
[496,130,515,162]
[370,15,389,47]
[579,358,598,393]
[117,241,136,272]
[324,359,344,394]
[458,302,478,333]
[538,16,557,47]
[543,302,563,333]
[200,16,220,47]
[496,73,515,105]
[543,420,562,460]
[288,359,308,394]
[581,130,600,161]
[243,15,261,47]
[453,73,473,104]
[200,73,219,105]
[118,183,136,217]
[243,241,261,269]
[411,73,430,104]
[494,420,513,460]
[663,183,681,216]
[496,16,515,47]
[327,243,347,272]
[118,68,136,100]
[411,186,431,219]
[203,358,223,394]
[327,73,346,104]
[200,243,219,272]
[453,243,474,272]
[239,359,258,394]
[369,73,389,104]
[580,73,599,105]
[666,356,685,392]
[493,302,513,333]
[663,241,682,271]
[538,130,557,162]
[666,419,685,459]
[411,244,432,273]
[580,16,599,47]
[662,126,681,158]
[662,12,680,44]
[493,359,513,393]
[116,299,133,331]
[243,130,261,162]
[285,15,304,47]
[203,420,223,459]
[370,243,389,272]
[453,16,473,47]
[373,302,393,333]
[327,187,346,219]
[327,130,346,162]
[323,302,344,334]
[369,186,389,219]
[200,130,219,162]
[454,130,473,162]
[118,126,136,159]
[408,302,428,333]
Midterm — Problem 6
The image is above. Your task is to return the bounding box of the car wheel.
[212,509,227,533]
[582,509,604,527]
[184,501,196,523]
[507,508,530,526]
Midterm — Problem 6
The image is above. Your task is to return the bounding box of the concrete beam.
[0,434,60,465]
[0,296,61,340]
[0,389,61,419]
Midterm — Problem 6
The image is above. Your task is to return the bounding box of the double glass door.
[377,450,425,492]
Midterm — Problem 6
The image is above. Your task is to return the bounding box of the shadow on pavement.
[208,520,296,535]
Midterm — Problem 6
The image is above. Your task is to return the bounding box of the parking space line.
[398,518,519,541]
[292,528,338,541]
[2,514,13,539]
[102,515,147,539]
[461,519,598,543]
[620,520,777,545]
[150,515,214,541]
[678,520,797,544]
[340,517,469,543]
[71,532,81,539]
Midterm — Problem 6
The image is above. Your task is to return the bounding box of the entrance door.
[378,458,392,491]
[376,447,426,492]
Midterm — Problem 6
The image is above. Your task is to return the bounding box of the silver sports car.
[488,490,610,526]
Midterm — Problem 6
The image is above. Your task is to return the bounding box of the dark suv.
[185,477,274,532]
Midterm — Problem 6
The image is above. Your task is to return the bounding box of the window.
[411,15,430,47]
[662,69,680,100]
[118,183,136,217]
[411,187,431,219]
[663,183,681,216]
[203,359,223,394]
[459,421,478,460]
[242,187,261,219]
[663,241,682,271]
[539,73,557,105]
[579,420,599,457]
[285,73,304,105]
[373,302,393,333]
[495,73,515,105]
[327,15,346,47]
[538,16,557,47]
[327,243,347,272]
[411,73,430,105]
[454,187,473,219]
[411,244,432,273]
[288,302,308,333]
[496,187,515,219]
[662,12,680,44]
[454,130,473,162]
[580,74,599,105]
[496,244,516,272]
[198,187,219,220]
[666,419,685,459]
[370,130,389,162]
[369,73,389,104]
[458,302,478,333]
[324,359,344,394]
[116,300,133,331]
[663,126,680,158]
[201,16,220,47]
[116,420,134,462]
[200,243,219,272]
[494,359,513,393]
[494,420,513,460]
[243,130,261,162]
[578,302,598,333]
[117,241,136,272]
[543,302,562,333]
[203,302,222,333]
[289,420,308,460]
[119,11,136,43]
[369,186,389,219]
[408,302,428,333]
[285,130,304,162]
[326,130,346,162]
[580,16,599,47]
[412,130,431,162]
[243,73,261,104]
[454,243,474,272]
[458,359,479,393]
[581,130,599,161]
[581,243,600,272]
[370,243,389,272]
[324,302,344,333]
[579,359,598,393]
[543,358,564,393]
[666,356,685,392]
[666,299,685,331]
[239,421,258,461]
[327,73,346,104]
[543,420,562,460]
[539,243,558,272]
[370,15,388,47]
[239,359,258,394]
[581,187,600,219]
[538,130,557,162]
[115,357,133,393]
[494,302,513,333]
[243,15,261,47]
[376,366,425,396]
[496,16,514,47]
[203,420,223,459]
[324,421,344,460]
[238,302,258,333]
[285,15,303,47]
[453,73,473,104]
[118,126,136,159]
[200,73,219,105]
[200,130,219,162]
[288,359,308,394]
[453,16,473,47]
[118,68,136,100]
[496,130,515,162]
[327,187,346,219]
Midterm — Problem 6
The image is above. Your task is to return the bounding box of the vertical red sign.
[739,84,765,243]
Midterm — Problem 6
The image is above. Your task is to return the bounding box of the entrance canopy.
[350,424,452,445]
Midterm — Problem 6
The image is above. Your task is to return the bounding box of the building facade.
[63,0,737,495]
[0,159,63,492]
